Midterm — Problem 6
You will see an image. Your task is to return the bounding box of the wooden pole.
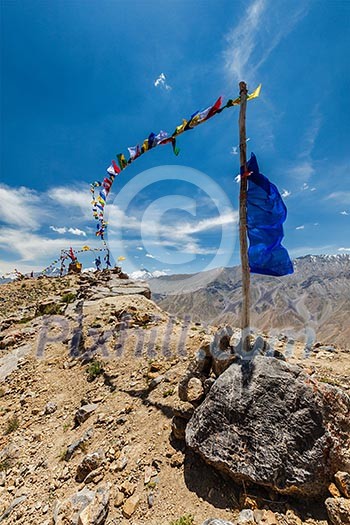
[238,81,250,352]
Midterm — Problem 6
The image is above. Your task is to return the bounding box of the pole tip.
[239,81,248,93]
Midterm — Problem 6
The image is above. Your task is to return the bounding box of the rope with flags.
[90,85,262,242]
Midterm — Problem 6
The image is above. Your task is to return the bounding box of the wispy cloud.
[0,227,88,261]
[154,73,172,91]
[50,226,86,236]
[145,253,155,259]
[224,0,310,83]
[338,247,350,252]
[296,225,305,230]
[340,211,349,216]
[281,189,291,198]
[287,107,322,182]
[327,192,350,204]
[0,184,42,229]
[0,182,96,271]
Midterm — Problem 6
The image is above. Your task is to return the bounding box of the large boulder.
[186,356,350,498]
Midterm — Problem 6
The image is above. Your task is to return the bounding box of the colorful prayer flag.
[245,153,293,277]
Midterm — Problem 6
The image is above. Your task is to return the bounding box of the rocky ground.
[0,270,349,524]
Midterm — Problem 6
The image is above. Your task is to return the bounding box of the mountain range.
[149,254,350,347]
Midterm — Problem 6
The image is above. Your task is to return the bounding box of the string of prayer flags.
[90,85,261,240]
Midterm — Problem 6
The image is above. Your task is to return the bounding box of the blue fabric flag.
[245,153,294,276]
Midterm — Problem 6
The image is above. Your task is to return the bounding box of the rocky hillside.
[0,269,349,525]
[151,255,350,348]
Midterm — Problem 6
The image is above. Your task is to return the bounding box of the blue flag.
[245,153,294,276]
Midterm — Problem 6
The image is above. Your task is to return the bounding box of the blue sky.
[1,0,350,276]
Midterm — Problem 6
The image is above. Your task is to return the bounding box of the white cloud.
[0,184,42,229]
[231,146,238,155]
[234,174,241,184]
[154,73,172,91]
[0,182,94,271]
[136,246,144,250]
[50,226,86,236]
[48,187,91,218]
[68,227,86,237]
[338,247,350,252]
[310,187,316,192]
[281,189,291,198]
[302,183,309,190]
[0,227,88,262]
[145,253,155,259]
[224,0,309,83]
[327,192,350,204]
[50,226,67,234]
[296,225,305,230]
[340,211,349,215]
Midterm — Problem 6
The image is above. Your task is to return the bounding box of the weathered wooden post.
[238,81,251,352]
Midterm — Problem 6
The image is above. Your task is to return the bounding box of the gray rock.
[44,401,57,414]
[65,428,94,461]
[54,485,110,525]
[0,495,27,522]
[237,509,254,524]
[172,416,187,440]
[325,497,350,525]
[75,404,98,426]
[210,325,237,377]
[76,449,105,482]
[148,375,166,391]
[186,356,350,498]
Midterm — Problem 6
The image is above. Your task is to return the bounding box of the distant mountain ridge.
[150,254,350,347]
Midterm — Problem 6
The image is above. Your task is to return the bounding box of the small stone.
[263,510,279,525]
[74,404,98,426]
[148,375,165,391]
[76,449,104,482]
[238,508,255,524]
[334,471,350,498]
[0,472,5,487]
[147,492,154,508]
[44,401,57,415]
[186,377,204,404]
[170,451,184,468]
[253,510,264,523]
[171,416,187,440]
[122,494,140,518]
[120,480,135,497]
[76,485,110,525]
[173,401,195,420]
[65,427,93,461]
[84,467,104,485]
[285,508,302,525]
[328,482,341,498]
[114,455,128,471]
[114,488,124,507]
[144,466,153,484]
[325,497,350,525]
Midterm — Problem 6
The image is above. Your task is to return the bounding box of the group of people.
[94,250,111,271]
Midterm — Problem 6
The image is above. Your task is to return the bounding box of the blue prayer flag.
[245,153,294,277]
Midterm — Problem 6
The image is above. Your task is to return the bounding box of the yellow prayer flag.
[247,84,262,101]
[174,119,188,135]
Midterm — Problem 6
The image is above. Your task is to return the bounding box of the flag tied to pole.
[245,153,294,277]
